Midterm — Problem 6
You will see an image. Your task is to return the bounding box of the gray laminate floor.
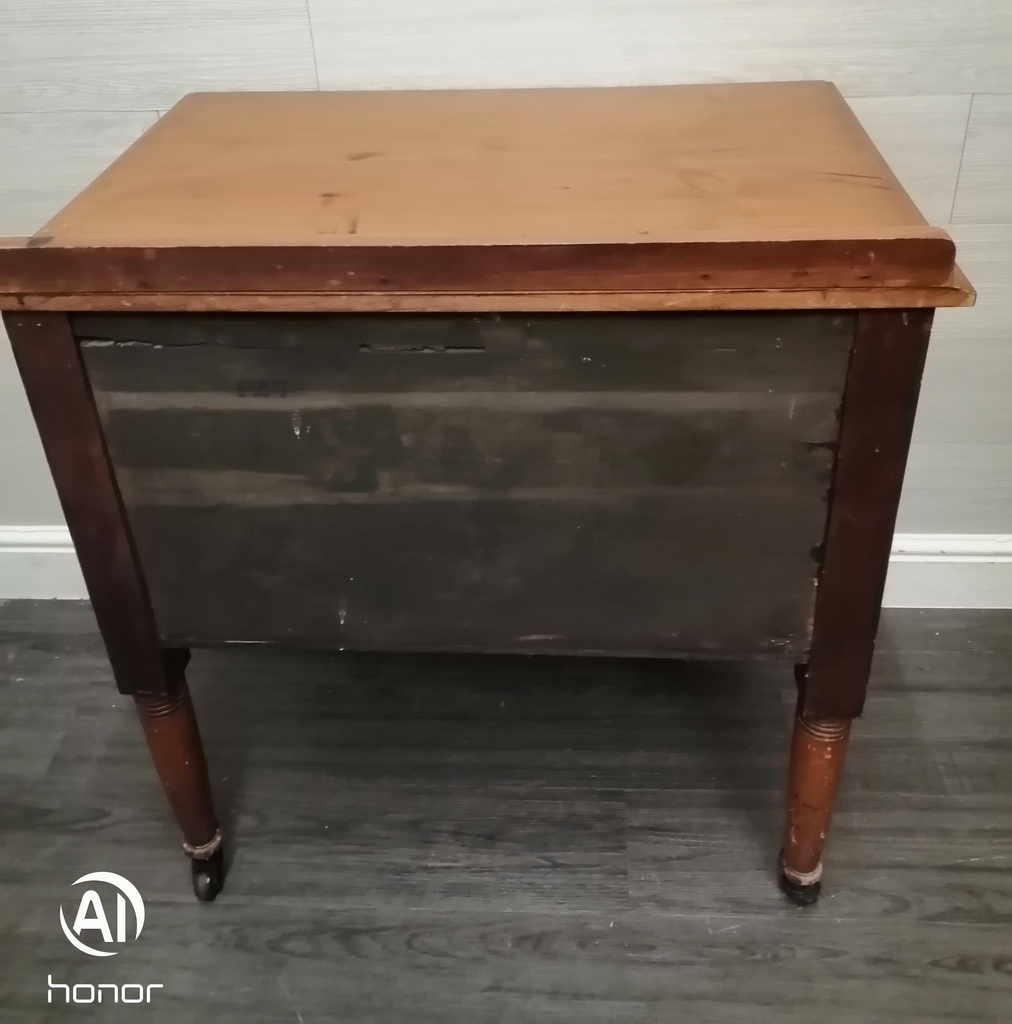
[0,601,1010,1022]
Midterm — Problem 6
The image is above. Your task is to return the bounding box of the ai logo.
[59,872,145,957]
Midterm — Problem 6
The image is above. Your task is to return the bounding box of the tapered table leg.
[134,666,224,901]
[779,714,851,904]
[6,311,225,900]
[780,310,933,903]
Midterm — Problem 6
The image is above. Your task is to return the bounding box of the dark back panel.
[75,312,853,656]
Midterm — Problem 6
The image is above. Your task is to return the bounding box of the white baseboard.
[883,534,1012,609]
[0,526,87,599]
[1,526,1010,608]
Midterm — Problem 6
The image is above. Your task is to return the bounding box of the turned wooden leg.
[779,714,851,905]
[778,311,932,902]
[134,665,224,901]
[6,313,227,900]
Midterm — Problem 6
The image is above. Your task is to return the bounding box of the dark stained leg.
[134,656,223,901]
[782,309,933,903]
[4,311,223,900]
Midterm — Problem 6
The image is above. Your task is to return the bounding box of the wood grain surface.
[0,601,1009,1022]
[0,83,969,307]
[35,84,931,245]
[2,274,976,314]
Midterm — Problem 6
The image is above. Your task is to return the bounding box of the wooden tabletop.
[0,83,973,311]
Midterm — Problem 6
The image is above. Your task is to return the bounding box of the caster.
[779,871,821,906]
[778,850,821,906]
[191,846,225,902]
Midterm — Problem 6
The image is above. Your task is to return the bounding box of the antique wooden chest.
[0,82,974,902]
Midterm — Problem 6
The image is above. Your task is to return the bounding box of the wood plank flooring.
[0,602,1009,1021]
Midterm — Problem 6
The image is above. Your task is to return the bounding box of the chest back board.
[76,310,852,657]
